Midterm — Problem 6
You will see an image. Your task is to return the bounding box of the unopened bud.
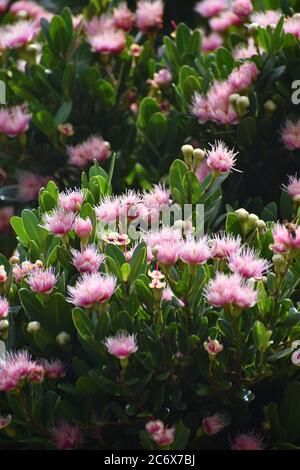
[193,148,205,168]
[56,331,71,346]
[181,144,194,166]
[9,256,20,265]
[293,194,300,205]
[272,254,286,274]
[35,260,43,268]
[0,266,7,283]
[247,213,260,229]
[248,23,259,34]
[257,220,267,231]
[229,93,240,104]
[237,96,250,115]
[235,208,249,221]
[0,320,9,331]
[27,321,41,334]
[264,100,277,113]
[58,123,74,137]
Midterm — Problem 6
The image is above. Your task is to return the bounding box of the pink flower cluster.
[232,0,253,18]
[67,272,116,308]
[58,189,85,212]
[26,267,57,294]
[136,0,164,33]
[17,172,52,202]
[67,135,111,168]
[192,62,259,125]
[228,247,270,279]
[281,119,300,151]
[203,413,225,435]
[51,421,85,450]
[0,296,9,320]
[205,272,258,309]
[13,260,42,282]
[42,359,65,380]
[146,420,175,447]
[250,10,281,28]
[285,176,300,199]
[0,350,45,392]
[194,0,228,18]
[10,0,53,22]
[231,432,264,450]
[71,245,105,273]
[0,20,39,50]
[270,223,300,254]
[42,209,75,237]
[104,331,138,359]
[0,104,31,137]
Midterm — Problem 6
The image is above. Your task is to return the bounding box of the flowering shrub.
[0,142,297,450]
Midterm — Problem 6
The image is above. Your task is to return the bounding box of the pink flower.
[179,238,211,265]
[10,1,53,22]
[96,196,120,224]
[143,184,171,208]
[205,272,258,309]
[270,223,300,254]
[291,349,300,366]
[153,69,172,87]
[84,15,115,36]
[42,209,75,237]
[12,260,37,282]
[1,20,39,49]
[284,15,300,40]
[233,38,258,60]
[201,32,223,52]
[195,158,212,183]
[281,119,300,151]
[119,190,149,222]
[286,176,300,198]
[0,104,31,137]
[0,0,9,13]
[0,350,45,392]
[209,11,242,33]
[204,338,223,356]
[104,332,138,359]
[146,420,164,435]
[51,421,85,450]
[67,135,111,168]
[113,3,135,31]
[0,414,12,429]
[17,171,50,202]
[0,201,8,228]
[145,227,182,265]
[0,265,7,283]
[194,0,228,18]
[206,141,237,173]
[228,247,270,279]
[136,0,164,33]
[153,426,175,447]
[74,217,93,238]
[27,267,56,294]
[250,10,281,28]
[71,245,105,273]
[191,93,211,124]
[203,414,225,435]
[232,0,253,17]
[229,62,259,91]
[210,233,242,259]
[0,297,9,319]
[88,29,126,54]
[156,244,179,265]
[67,273,116,307]
[231,432,265,450]
[58,189,85,212]
[43,359,66,380]
[206,81,238,125]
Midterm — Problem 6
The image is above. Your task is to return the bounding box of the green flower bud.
[264,100,277,113]
[27,321,41,334]
[181,144,194,166]
[272,254,286,274]
[56,331,71,346]
[235,208,249,221]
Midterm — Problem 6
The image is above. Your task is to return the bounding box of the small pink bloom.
[51,421,85,450]
[43,359,66,379]
[194,0,228,18]
[27,364,45,384]
[233,38,258,60]
[205,272,258,309]
[10,1,53,22]
[201,32,223,52]
[17,171,51,202]
[228,247,270,279]
[270,223,300,254]
[206,81,238,125]
[195,158,212,183]
[0,104,31,137]
[291,349,300,366]
[0,350,44,392]
[113,3,135,31]
[284,15,300,40]
[204,338,223,356]
[281,119,300,151]
[250,10,281,28]
[27,267,56,294]
[209,11,242,33]
[0,0,9,13]
[58,189,85,212]
[84,15,115,36]
[67,135,111,168]
[1,20,39,49]
[0,265,7,283]
[286,176,300,198]
[231,432,265,450]
[12,260,36,282]
[96,196,120,224]
[146,420,164,435]
[153,69,172,87]
[179,238,211,265]
[0,297,9,319]
[153,426,175,447]
[119,190,149,221]
[203,413,225,435]
[191,93,211,124]
[42,209,75,237]
[136,0,164,33]
[206,141,237,173]
[88,29,126,54]
[232,0,253,17]
[104,331,138,359]
[71,245,105,273]
[0,414,12,429]
[67,273,116,307]
[229,62,259,91]
[143,184,171,208]
[74,217,93,238]
[210,233,241,259]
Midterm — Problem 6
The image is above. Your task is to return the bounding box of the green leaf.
[147,112,167,146]
[72,308,94,340]
[171,420,190,450]
[128,243,147,284]
[169,159,189,204]
[95,79,116,109]
[54,101,72,126]
[19,288,44,323]
[138,97,160,129]
[10,216,29,245]
[237,117,257,147]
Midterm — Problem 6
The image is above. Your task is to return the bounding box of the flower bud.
[229,93,240,104]
[264,100,277,113]
[236,96,250,116]
[0,266,7,283]
[248,22,259,34]
[293,194,300,205]
[9,256,20,265]
[193,148,205,168]
[27,321,41,334]
[58,123,74,137]
[0,320,9,331]
[181,144,194,166]
[56,331,71,346]
[272,254,286,274]
[235,208,249,221]
[257,220,267,231]
[247,213,259,229]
